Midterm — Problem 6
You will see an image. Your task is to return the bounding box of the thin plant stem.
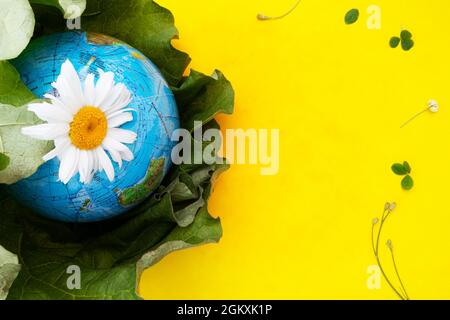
[400,108,429,128]
[375,254,405,300]
[371,223,376,255]
[375,209,388,256]
[373,209,406,300]
[257,0,302,21]
[389,248,410,300]
[382,210,392,224]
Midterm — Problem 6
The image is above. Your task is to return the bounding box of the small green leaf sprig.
[343,7,415,52]
[390,30,414,51]
[391,161,414,190]
[372,202,410,300]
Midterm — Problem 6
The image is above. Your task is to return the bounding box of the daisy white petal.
[106,108,135,120]
[51,81,79,114]
[28,102,73,123]
[85,151,95,183]
[84,73,96,106]
[96,147,115,182]
[43,93,74,115]
[119,147,134,162]
[102,143,123,168]
[43,138,71,161]
[54,136,70,148]
[107,112,133,128]
[106,100,133,118]
[92,150,100,173]
[71,149,81,181]
[79,150,95,184]
[102,137,134,163]
[22,123,69,140]
[107,128,137,144]
[94,71,115,107]
[52,61,84,112]
[78,150,89,183]
[58,146,79,184]
[100,83,126,112]
[61,59,84,103]
[105,98,132,117]
[103,84,132,114]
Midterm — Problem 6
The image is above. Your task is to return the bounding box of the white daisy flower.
[22,59,137,184]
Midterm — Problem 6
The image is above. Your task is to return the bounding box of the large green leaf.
[29,0,86,19]
[0,0,35,60]
[0,162,224,299]
[173,70,235,132]
[82,0,190,86]
[0,61,35,107]
[0,61,50,185]
[0,104,52,184]
[0,245,20,300]
[0,0,234,300]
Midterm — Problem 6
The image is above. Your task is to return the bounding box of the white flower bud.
[386,239,393,250]
[389,202,397,211]
[428,100,439,113]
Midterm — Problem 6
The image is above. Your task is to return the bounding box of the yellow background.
[140,0,450,299]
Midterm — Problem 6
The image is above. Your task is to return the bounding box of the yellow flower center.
[69,106,107,150]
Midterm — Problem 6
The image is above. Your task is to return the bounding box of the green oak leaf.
[0,0,35,60]
[29,0,86,19]
[0,245,20,300]
[401,175,414,190]
[0,154,10,171]
[82,0,190,86]
[390,36,400,48]
[0,103,52,184]
[345,9,359,25]
[0,61,35,107]
[391,163,408,176]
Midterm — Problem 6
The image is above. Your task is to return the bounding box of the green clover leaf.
[345,9,359,25]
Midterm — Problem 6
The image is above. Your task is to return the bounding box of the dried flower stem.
[400,108,428,128]
[389,247,409,300]
[257,0,302,21]
[372,203,409,300]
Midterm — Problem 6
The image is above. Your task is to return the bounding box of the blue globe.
[8,31,179,223]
